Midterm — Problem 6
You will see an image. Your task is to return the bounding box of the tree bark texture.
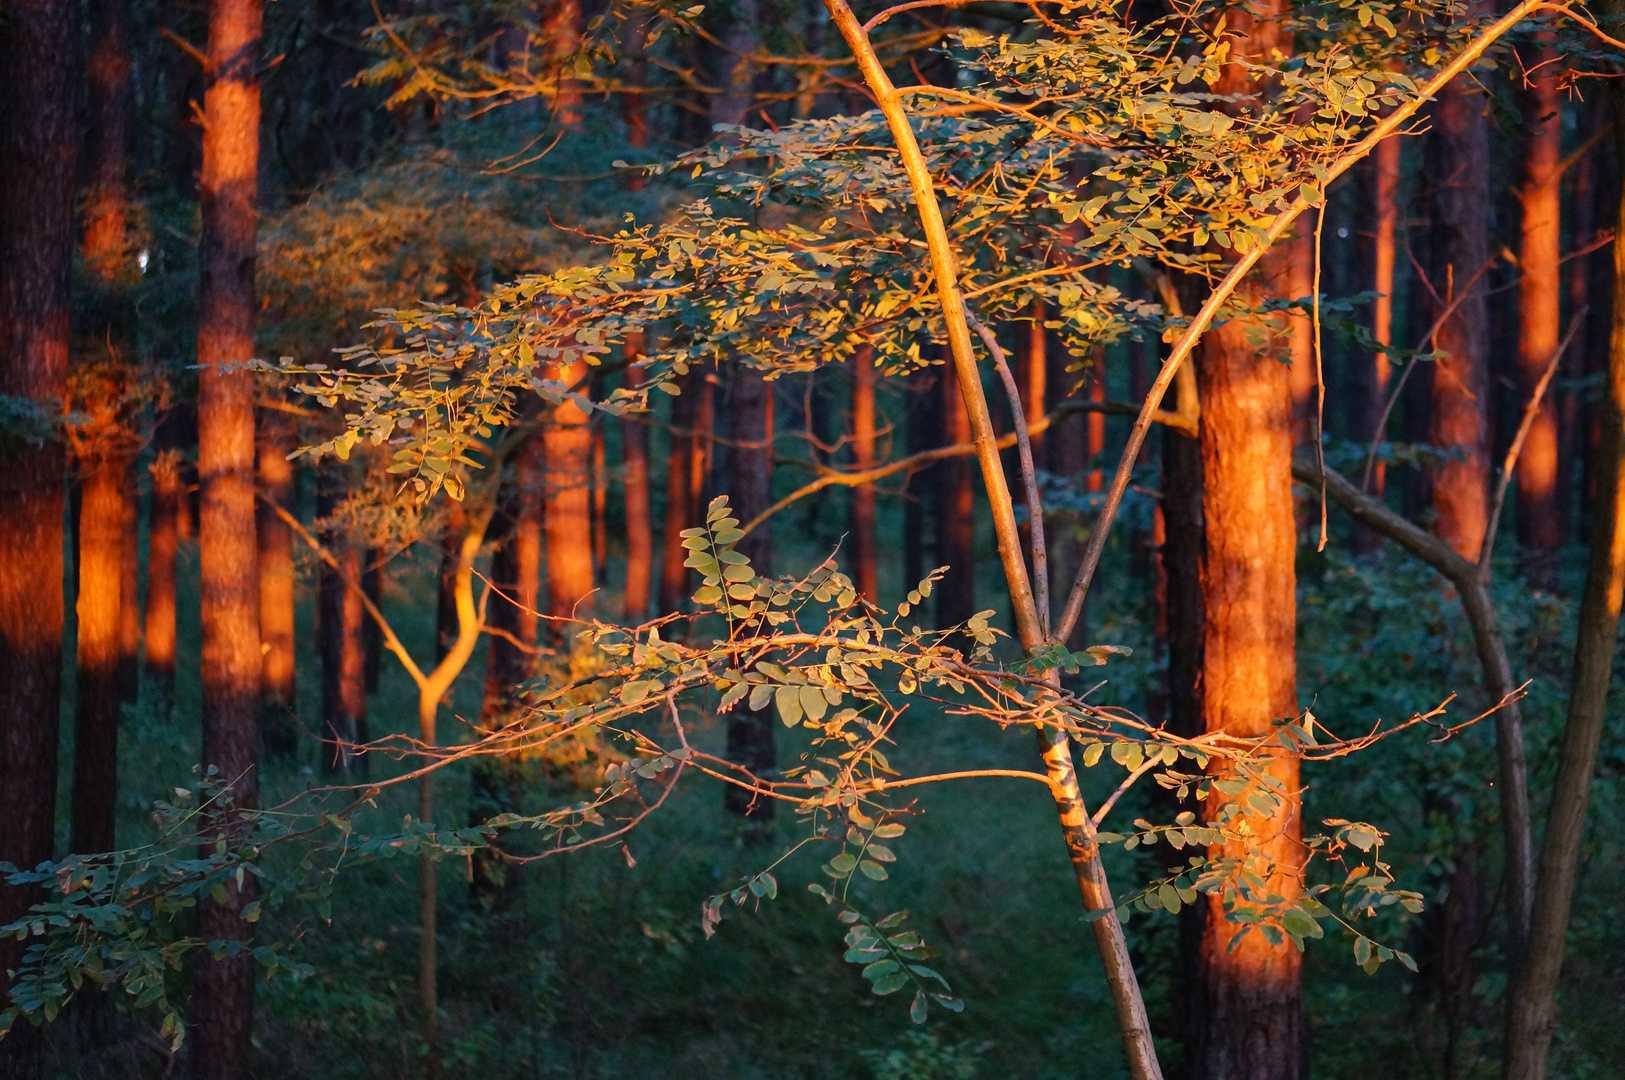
[117,464,139,705]
[0,0,77,1070]
[1515,42,1564,560]
[1424,54,1492,560]
[434,500,465,663]
[1190,8,1305,1072]
[83,0,132,284]
[591,423,607,581]
[484,435,543,713]
[545,360,594,637]
[192,0,264,1071]
[258,406,297,755]
[1194,293,1304,1080]
[1502,79,1625,1080]
[621,352,653,620]
[725,366,776,827]
[73,450,130,855]
[850,345,878,603]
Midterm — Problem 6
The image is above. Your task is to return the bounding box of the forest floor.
[36,490,1625,1079]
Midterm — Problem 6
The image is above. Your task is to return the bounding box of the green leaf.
[240,901,262,923]
[799,684,829,722]
[859,859,888,881]
[829,853,858,875]
[775,685,803,727]
[871,971,909,996]
[910,990,928,1023]
[692,584,723,605]
[862,958,900,981]
[748,683,774,711]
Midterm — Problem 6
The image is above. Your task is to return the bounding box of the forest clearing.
[0,0,1623,1076]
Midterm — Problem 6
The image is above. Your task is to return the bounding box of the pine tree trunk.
[317,465,366,776]
[725,368,776,829]
[117,463,140,705]
[1425,53,1492,561]
[192,0,264,1071]
[1502,71,1625,1080]
[545,360,595,637]
[1087,347,1106,494]
[659,375,696,613]
[73,451,130,855]
[850,345,878,603]
[1190,5,1304,1075]
[0,0,76,1070]
[621,350,653,620]
[1353,135,1401,555]
[362,549,382,692]
[592,424,607,582]
[83,0,131,284]
[1515,42,1564,565]
[258,406,297,755]
[146,452,182,695]
[937,362,976,631]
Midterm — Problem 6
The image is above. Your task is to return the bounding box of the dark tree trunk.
[850,345,877,603]
[621,350,653,620]
[937,362,976,631]
[146,451,182,697]
[362,548,382,692]
[724,368,776,830]
[317,465,366,776]
[0,0,77,1071]
[192,0,264,1072]
[902,369,940,594]
[257,405,297,755]
[435,500,465,663]
[660,374,696,613]
[72,449,130,855]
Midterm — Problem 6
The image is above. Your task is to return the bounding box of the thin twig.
[1479,310,1586,577]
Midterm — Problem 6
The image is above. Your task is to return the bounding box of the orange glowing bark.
[0,0,76,1070]
[592,422,608,580]
[117,464,139,705]
[1189,5,1305,1076]
[1425,42,1492,560]
[1515,44,1564,559]
[71,432,134,856]
[1086,347,1106,494]
[542,0,582,125]
[145,452,182,692]
[258,406,297,754]
[621,349,653,620]
[1370,134,1400,498]
[850,345,878,603]
[1285,229,1316,449]
[192,0,263,1070]
[545,360,595,634]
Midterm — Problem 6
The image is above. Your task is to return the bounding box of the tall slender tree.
[545,360,595,635]
[1188,5,1304,1076]
[621,349,653,620]
[317,464,366,775]
[724,367,775,830]
[191,0,264,1072]
[936,362,976,630]
[1514,40,1564,564]
[850,345,878,603]
[258,406,297,754]
[0,0,77,1072]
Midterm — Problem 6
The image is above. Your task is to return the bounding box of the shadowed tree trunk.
[191,0,264,1072]
[258,405,297,755]
[937,361,976,631]
[1502,68,1625,1080]
[1187,5,1304,1076]
[1515,41,1564,566]
[622,347,653,620]
[725,367,776,830]
[72,436,133,856]
[0,0,77,1071]
[545,360,595,639]
[435,499,465,663]
[902,369,940,594]
[362,548,382,692]
[318,465,366,776]
[850,344,878,603]
[146,450,182,698]
[660,374,697,613]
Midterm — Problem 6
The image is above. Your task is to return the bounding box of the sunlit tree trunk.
[1285,229,1316,450]
[117,464,139,705]
[1086,346,1106,494]
[317,465,366,776]
[192,0,264,1071]
[1503,70,1625,1080]
[659,375,696,613]
[0,0,76,1071]
[258,406,297,755]
[545,360,595,637]
[1189,6,1304,1076]
[937,362,976,630]
[621,347,653,620]
[1353,135,1401,555]
[146,451,182,697]
[1515,42,1564,565]
[1424,52,1492,561]
[725,367,776,830]
[72,441,132,856]
[592,424,607,582]
[541,0,582,125]
[850,345,878,603]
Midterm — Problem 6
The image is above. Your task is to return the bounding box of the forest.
[0,0,1623,1076]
